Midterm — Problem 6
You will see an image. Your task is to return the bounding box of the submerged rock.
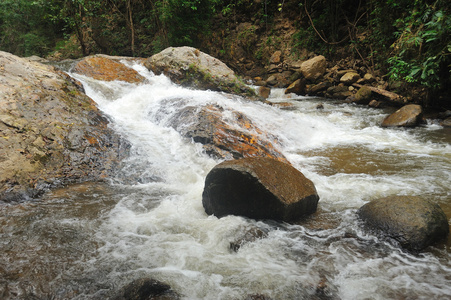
[145,46,256,98]
[73,55,146,83]
[381,104,424,127]
[166,104,288,163]
[230,225,268,252]
[0,51,129,202]
[357,196,449,252]
[112,278,180,300]
[202,157,319,222]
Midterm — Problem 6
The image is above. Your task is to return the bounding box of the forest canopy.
[0,0,449,93]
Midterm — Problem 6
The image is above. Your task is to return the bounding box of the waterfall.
[1,61,450,300]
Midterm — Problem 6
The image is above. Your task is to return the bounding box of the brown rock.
[269,50,283,64]
[308,81,332,95]
[381,104,424,127]
[352,86,372,104]
[340,72,360,85]
[300,55,327,81]
[202,157,319,222]
[73,56,146,83]
[266,75,278,86]
[358,196,449,252]
[165,104,288,163]
[363,73,375,83]
[285,78,306,95]
[326,85,352,99]
[257,86,271,98]
[369,100,383,108]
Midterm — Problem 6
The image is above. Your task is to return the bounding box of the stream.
[1,61,450,299]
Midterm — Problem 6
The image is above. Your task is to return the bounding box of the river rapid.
[1,61,450,299]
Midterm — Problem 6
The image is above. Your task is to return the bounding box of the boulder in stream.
[144,46,256,98]
[357,196,449,252]
[166,104,288,163]
[381,104,424,127]
[0,51,129,202]
[202,157,319,222]
[73,55,146,83]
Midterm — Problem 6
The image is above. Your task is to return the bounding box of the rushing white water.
[1,61,450,300]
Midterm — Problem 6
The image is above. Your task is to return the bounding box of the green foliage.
[387,2,451,89]
[0,0,63,56]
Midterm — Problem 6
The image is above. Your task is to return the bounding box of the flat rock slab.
[358,196,449,252]
[202,157,319,222]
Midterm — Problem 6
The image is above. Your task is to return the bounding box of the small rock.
[352,86,372,104]
[269,51,283,64]
[441,117,451,127]
[285,78,306,95]
[340,72,360,85]
[363,73,375,82]
[381,104,424,127]
[266,75,278,86]
[308,81,332,95]
[257,86,271,98]
[368,100,383,108]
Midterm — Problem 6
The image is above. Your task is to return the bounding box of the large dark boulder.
[202,157,319,222]
[144,46,256,98]
[381,104,424,127]
[0,51,129,202]
[357,196,449,252]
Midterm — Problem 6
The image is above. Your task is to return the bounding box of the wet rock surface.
[381,104,424,127]
[112,278,180,300]
[166,103,288,163]
[144,46,256,98]
[202,157,319,222]
[358,196,449,252]
[73,55,146,83]
[0,51,129,202]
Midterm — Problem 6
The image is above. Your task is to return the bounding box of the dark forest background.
[1,0,449,104]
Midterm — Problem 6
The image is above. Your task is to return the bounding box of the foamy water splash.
[57,62,451,299]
